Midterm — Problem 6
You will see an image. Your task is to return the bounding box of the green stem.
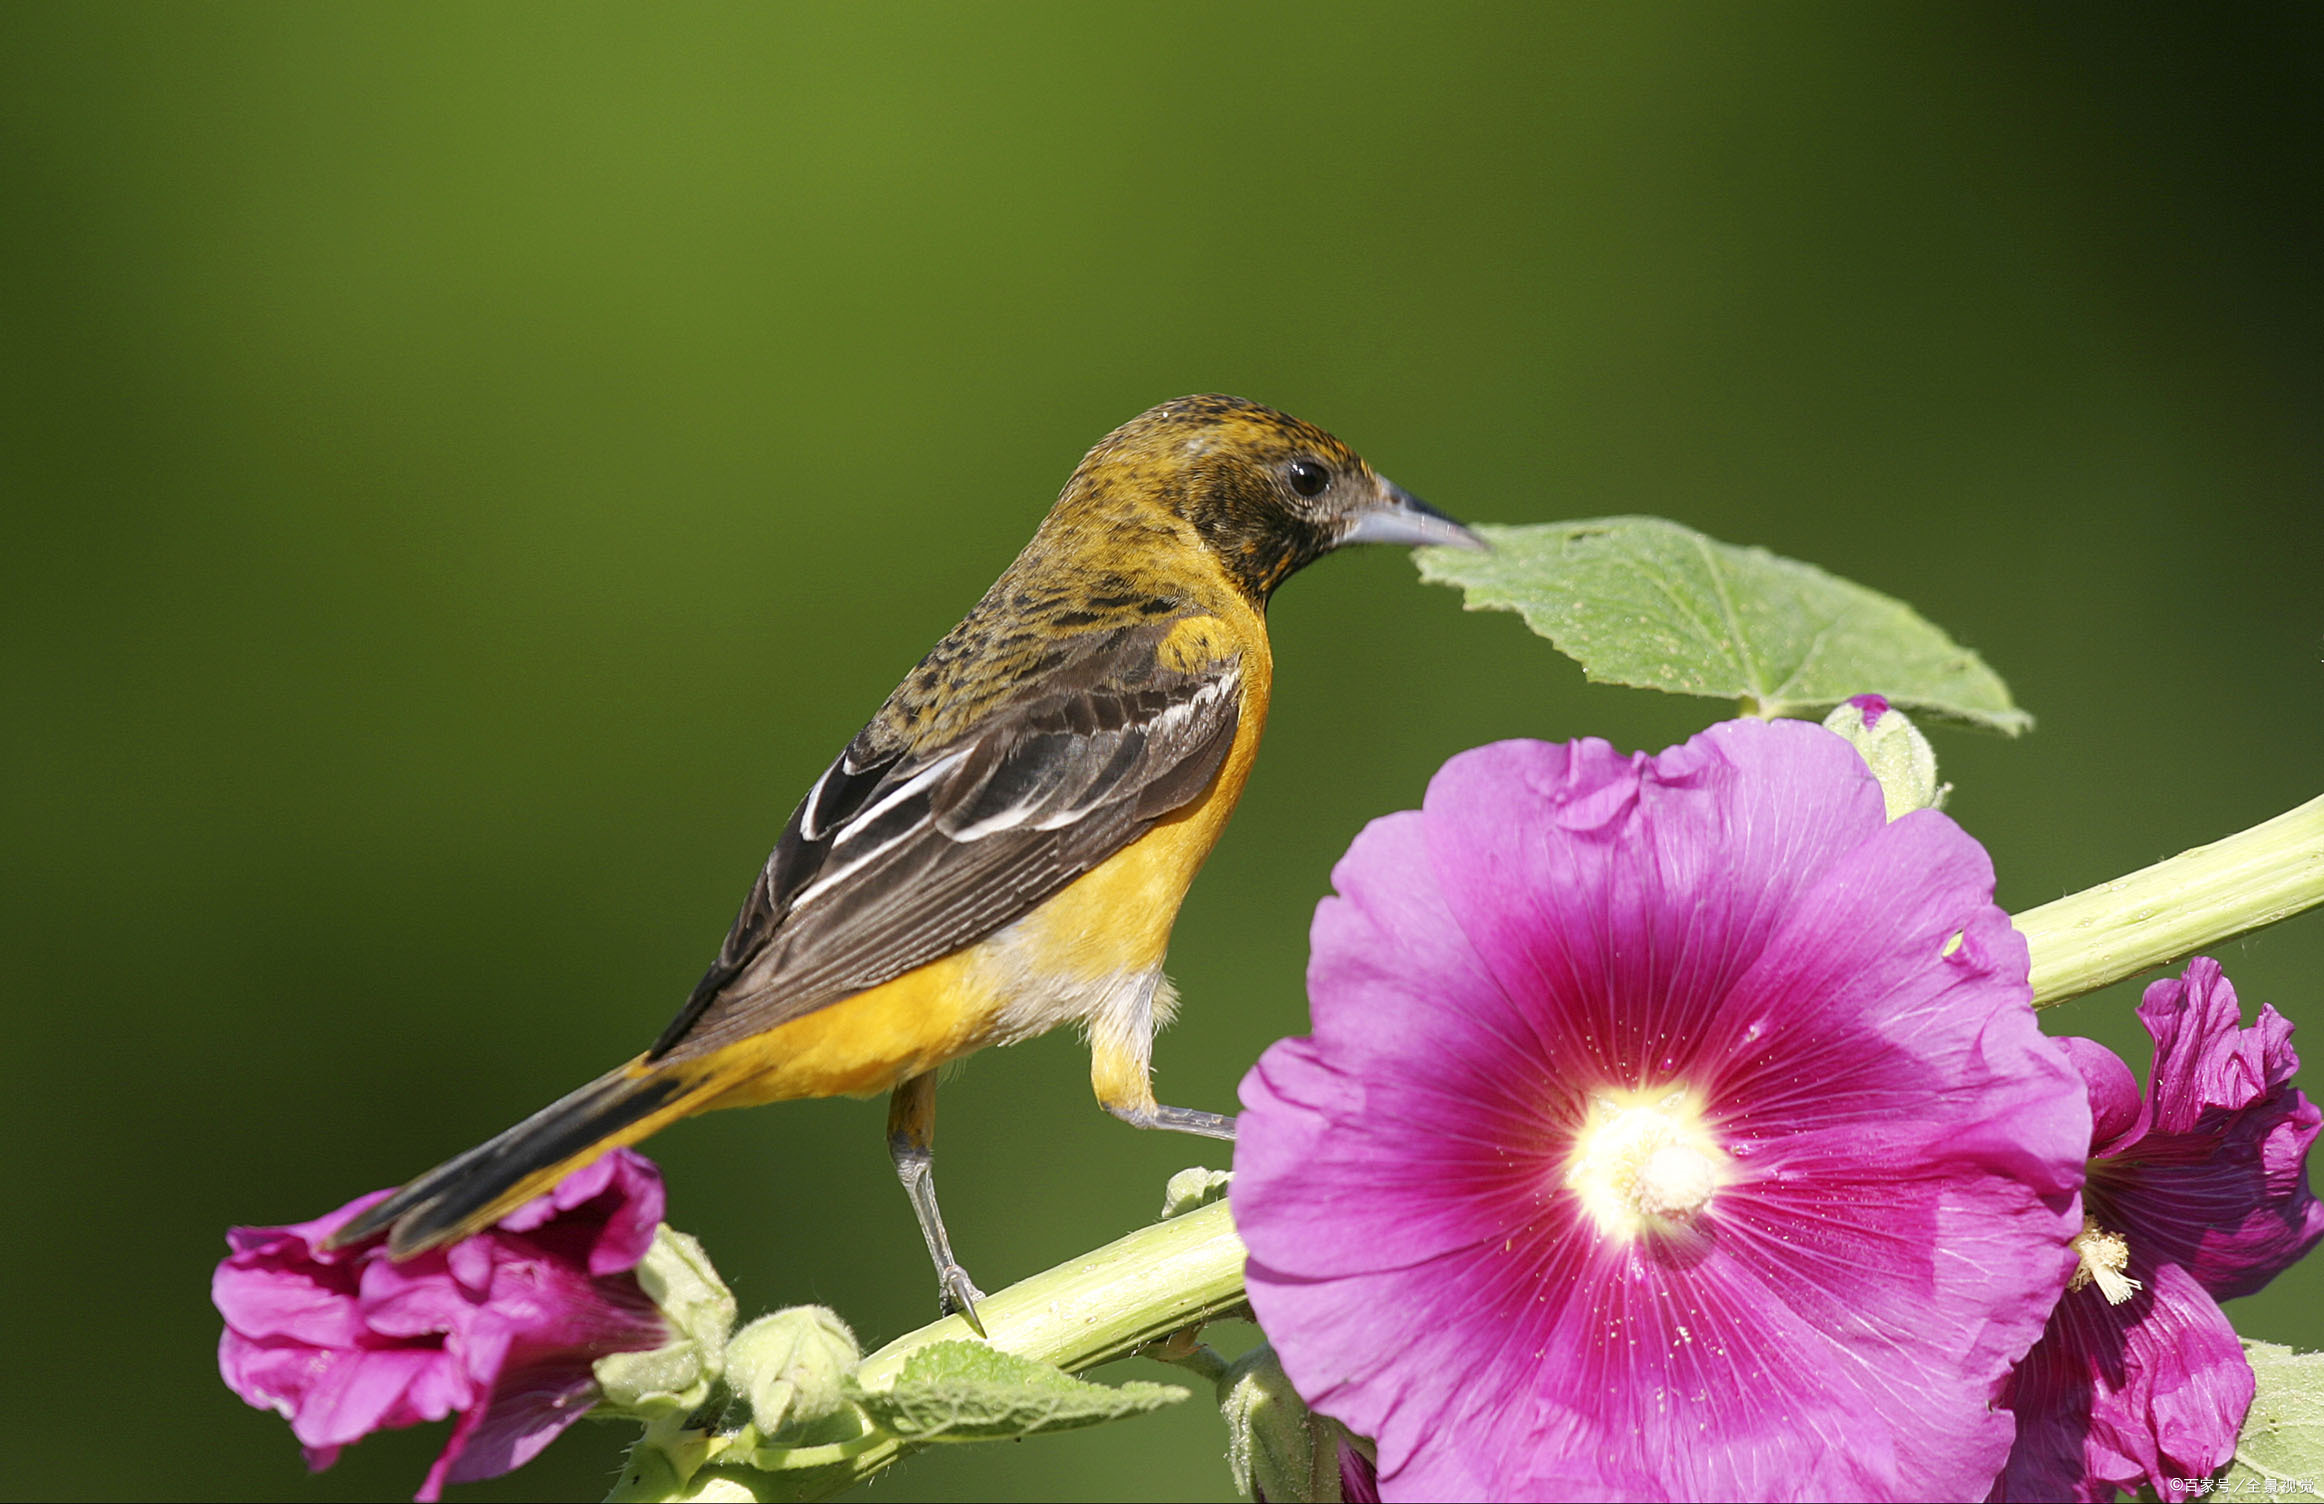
[796,1199,1250,1497]
[2014,792,2324,1009]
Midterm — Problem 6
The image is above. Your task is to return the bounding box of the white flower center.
[1564,1086,1727,1238]
[2068,1216,2142,1305]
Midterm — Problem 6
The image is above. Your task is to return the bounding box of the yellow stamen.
[1564,1086,1727,1239]
[2068,1216,2142,1305]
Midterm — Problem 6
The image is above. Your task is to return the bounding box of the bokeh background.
[6,5,2322,1499]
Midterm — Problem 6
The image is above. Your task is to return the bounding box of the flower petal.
[284,1343,464,1451]
[432,1355,602,1492]
[1238,810,1563,1280]
[2059,1037,2144,1155]
[359,1249,477,1338]
[2101,961,2324,1298]
[1418,723,1894,1092]
[214,1240,371,1347]
[1995,1260,2252,1501]
[495,1146,665,1276]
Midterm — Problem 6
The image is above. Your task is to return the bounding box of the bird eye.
[1286,459,1330,499]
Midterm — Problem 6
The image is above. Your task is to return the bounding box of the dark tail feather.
[330,1061,696,1258]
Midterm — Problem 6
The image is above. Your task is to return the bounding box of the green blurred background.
[6,4,2322,1499]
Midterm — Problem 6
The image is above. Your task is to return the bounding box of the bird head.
[1066,394,1485,600]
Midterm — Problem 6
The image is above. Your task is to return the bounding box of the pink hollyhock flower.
[1234,720,2091,1501]
[1994,959,2324,1502]
[215,1149,671,1502]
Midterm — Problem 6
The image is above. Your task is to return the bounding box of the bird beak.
[1337,481,1490,551]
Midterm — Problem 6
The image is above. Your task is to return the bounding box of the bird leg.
[886,1069,988,1335]
[1090,978,1239,1140]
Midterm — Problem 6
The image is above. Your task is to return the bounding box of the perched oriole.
[335,394,1483,1323]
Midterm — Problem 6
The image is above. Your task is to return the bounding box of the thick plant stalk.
[855,1196,1249,1385]
[2016,792,2324,1009]
[773,1200,1249,1499]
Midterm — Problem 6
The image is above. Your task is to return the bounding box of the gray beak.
[1337,480,1489,551]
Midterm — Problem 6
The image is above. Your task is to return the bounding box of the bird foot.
[1108,1101,1239,1141]
[937,1264,990,1336]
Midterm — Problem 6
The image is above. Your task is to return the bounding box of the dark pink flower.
[1995,960,2324,1502]
[1338,1438,1381,1503]
[216,1149,671,1501]
[1235,721,2091,1501]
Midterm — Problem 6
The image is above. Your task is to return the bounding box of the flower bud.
[1822,694,1946,819]
[724,1305,862,1445]
[594,1226,738,1418]
[1218,1343,1342,1503]
[1162,1166,1234,1219]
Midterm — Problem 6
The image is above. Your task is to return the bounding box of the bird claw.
[937,1264,989,1336]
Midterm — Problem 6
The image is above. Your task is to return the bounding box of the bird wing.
[647,615,1243,1062]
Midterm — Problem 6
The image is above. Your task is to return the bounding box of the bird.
[332,394,1484,1327]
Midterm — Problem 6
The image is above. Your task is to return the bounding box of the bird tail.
[328,1057,716,1258]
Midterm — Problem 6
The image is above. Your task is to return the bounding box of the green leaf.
[1417,518,2031,733]
[847,1341,1188,1443]
[2219,1340,2324,1500]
